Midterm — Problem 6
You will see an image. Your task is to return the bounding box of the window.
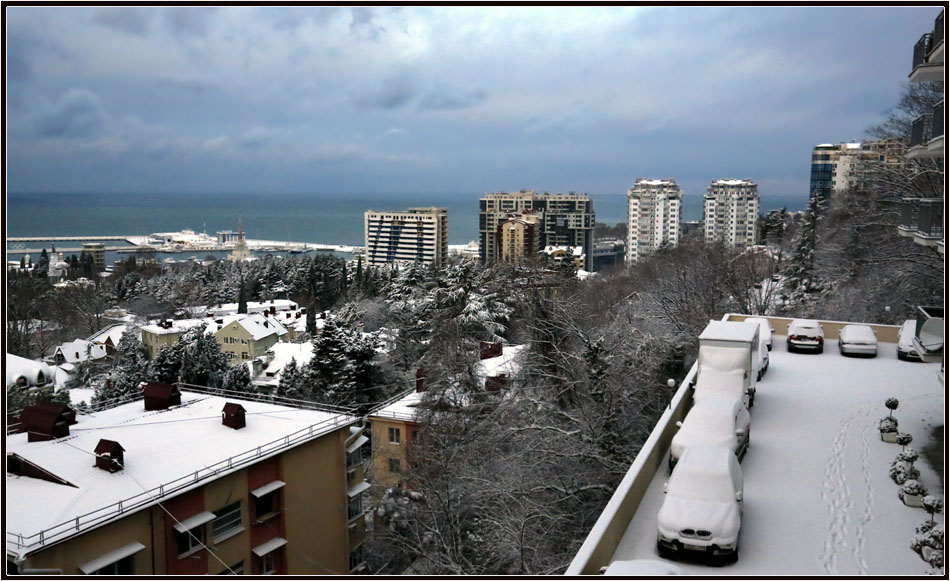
[218,561,244,575]
[242,352,249,360]
[261,552,277,575]
[250,480,285,523]
[349,544,365,572]
[213,502,243,542]
[91,555,134,575]
[388,427,401,444]
[388,458,401,473]
[348,494,363,520]
[176,525,205,558]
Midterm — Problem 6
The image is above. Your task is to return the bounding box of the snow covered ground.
[610,336,944,575]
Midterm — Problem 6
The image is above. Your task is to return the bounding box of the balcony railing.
[932,101,944,140]
[899,198,921,235]
[914,33,933,69]
[934,11,944,50]
[910,114,933,147]
[917,199,944,239]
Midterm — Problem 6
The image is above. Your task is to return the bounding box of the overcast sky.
[5,5,939,198]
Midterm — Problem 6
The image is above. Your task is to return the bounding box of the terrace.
[568,315,944,575]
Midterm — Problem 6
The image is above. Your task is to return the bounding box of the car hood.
[658,496,741,538]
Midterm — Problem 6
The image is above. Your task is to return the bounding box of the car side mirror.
[663,482,669,494]
[675,421,683,428]
[736,491,743,502]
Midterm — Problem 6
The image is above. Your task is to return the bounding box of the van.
[695,321,760,407]
[657,445,743,564]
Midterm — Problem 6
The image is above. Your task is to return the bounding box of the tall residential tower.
[626,179,682,263]
[364,207,449,269]
[703,179,760,249]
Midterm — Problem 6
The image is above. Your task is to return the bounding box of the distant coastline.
[7,191,808,247]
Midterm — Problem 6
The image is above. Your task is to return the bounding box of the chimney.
[222,403,246,430]
[94,439,125,472]
[270,306,276,315]
[415,368,427,392]
[485,374,507,393]
[143,382,181,410]
[479,341,503,360]
[21,403,74,442]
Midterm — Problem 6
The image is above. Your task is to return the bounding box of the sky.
[4,5,940,199]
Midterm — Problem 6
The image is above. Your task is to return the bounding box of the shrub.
[879,416,899,433]
[889,460,920,485]
[912,523,944,554]
[900,479,927,500]
[923,496,944,524]
[885,397,899,418]
[899,448,920,464]
[896,432,914,451]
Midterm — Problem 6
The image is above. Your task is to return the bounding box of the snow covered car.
[838,324,878,357]
[745,317,773,351]
[786,319,824,353]
[657,445,744,564]
[897,319,923,361]
[602,559,683,575]
[669,395,750,470]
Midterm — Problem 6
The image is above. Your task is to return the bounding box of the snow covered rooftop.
[600,336,944,575]
[216,313,288,341]
[636,179,677,186]
[475,344,527,386]
[193,299,299,317]
[141,317,212,335]
[6,392,358,558]
[52,339,108,364]
[252,342,314,388]
[370,390,427,422]
[5,354,55,389]
[711,178,755,186]
[86,323,133,346]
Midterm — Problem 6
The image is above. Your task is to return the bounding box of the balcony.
[927,100,944,157]
[897,198,920,237]
[906,113,939,159]
[914,198,944,246]
[909,10,945,82]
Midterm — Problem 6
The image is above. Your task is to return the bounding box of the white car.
[745,317,773,351]
[838,324,878,357]
[603,559,683,575]
[787,319,825,353]
[897,319,923,361]
[657,445,743,564]
[669,395,750,470]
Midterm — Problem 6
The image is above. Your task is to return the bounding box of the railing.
[917,199,945,238]
[910,114,933,147]
[914,33,933,69]
[932,101,944,140]
[900,198,921,231]
[7,391,357,555]
[934,11,945,50]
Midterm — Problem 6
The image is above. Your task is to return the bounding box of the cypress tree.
[238,278,248,314]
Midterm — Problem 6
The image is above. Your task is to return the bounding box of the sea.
[6,192,808,261]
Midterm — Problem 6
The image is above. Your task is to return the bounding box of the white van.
[657,445,744,564]
[695,321,761,407]
[744,317,773,351]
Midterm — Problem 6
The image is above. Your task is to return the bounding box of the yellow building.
[367,390,425,490]
[213,313,288,364]
[6,387,370,574]
[496,213,542,264]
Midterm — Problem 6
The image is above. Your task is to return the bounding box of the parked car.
[669,395,750,470]
[657,445,743,564]
[838,324,878,357]
[897,319,923,361]
[745,317,773,351]
[603,559,683,575]
[787,319,825,353]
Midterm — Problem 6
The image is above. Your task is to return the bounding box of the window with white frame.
[176,526,205,558]
[388,427,400,444]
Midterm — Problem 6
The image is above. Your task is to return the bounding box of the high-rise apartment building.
[364,207,449,269]
[809,139,907,203]
[479,191,594,270]
[626,179,682,263]
[497,213,542,264]
[703,179,760,249]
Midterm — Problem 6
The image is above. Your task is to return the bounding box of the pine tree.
[222,363,253,393]
[178,327,229,388]
[238,278,248,314]
[784,195,826,309]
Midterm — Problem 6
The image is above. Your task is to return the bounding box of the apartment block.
[497,213,542,264]
[703,179,760,249]
[809,139,907,203]
[626,179,682,263]
[6,387,370,574]
[364,207,449,269]
[479,191,594,271]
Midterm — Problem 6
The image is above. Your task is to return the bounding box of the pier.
[7,236,134,242]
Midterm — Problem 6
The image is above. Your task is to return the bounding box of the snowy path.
[610,338,944,575]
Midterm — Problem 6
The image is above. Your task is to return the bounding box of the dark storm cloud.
[93,7,154,36]
[352,75,417,110]
[35,89,108,138]
[419,87,488,111]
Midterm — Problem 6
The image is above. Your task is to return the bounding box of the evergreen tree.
[306,306,317,335]
[222,363,253,393]
[93,329,150,406]
[784,195,826,310]
[305,318,382,411]
[178,327,229,388]
[238,278,248,314]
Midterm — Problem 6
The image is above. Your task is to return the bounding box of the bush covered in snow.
[899,479,927,500]
[899,448,920,464]
[889,459,921,485]
[922,496,944,523]
[912,521,944,568]
[885,397,899,417]
[879,416,899,433]
[897,432,914,450]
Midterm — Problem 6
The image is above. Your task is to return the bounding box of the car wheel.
[724,549,739,565]
[656,541,675,560]
[787,343,794,353]
[898,351,906,361]
[817,345,824,354]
